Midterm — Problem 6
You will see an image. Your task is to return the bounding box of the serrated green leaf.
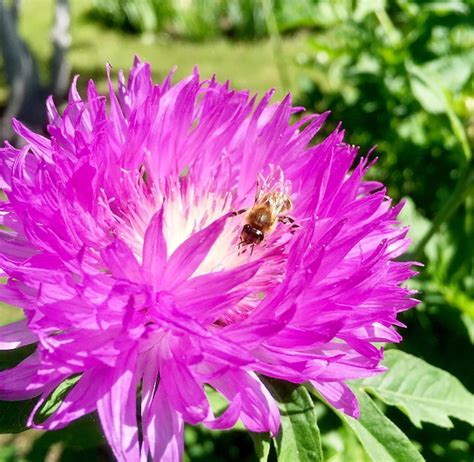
[359,350,474,428]
[263,379,323,462]
[342,389,424,462]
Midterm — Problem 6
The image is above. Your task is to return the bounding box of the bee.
[233,180,298,253]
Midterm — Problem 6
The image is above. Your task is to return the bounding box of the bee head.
[240,224,264,245]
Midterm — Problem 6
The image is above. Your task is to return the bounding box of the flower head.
[0,58,417,461]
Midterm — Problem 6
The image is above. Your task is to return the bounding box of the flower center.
[116,168,296,325]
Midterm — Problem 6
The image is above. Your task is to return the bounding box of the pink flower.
[0,58,417,461]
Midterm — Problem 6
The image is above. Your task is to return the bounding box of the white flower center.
[114,168,296,325]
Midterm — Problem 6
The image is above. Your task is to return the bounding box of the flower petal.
[142,207,167,289]
[161,357,209,424]
[145,382,184,462]
[204,392,242,430]
[96,349,141,462]
[212,371,280,436]
[161,215,229,290]
[311,380,359,418]
[101,240,143,283]
[0,319,37,350]
[0,352,44,400]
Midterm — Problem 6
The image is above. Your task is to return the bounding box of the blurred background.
[0,0,473,461]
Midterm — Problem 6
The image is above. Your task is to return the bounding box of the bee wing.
[254,176,263,204]
[262,192,293,217]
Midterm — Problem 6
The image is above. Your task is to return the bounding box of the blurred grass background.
[0,0,306,105]
[0,0,473,461]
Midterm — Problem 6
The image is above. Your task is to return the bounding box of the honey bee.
[234,180,298,253]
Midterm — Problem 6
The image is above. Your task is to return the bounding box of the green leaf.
[407,61,447,114]
[320,423,371,462]
[407,60,471,161]
[353,0,386,21]
[250,432,272,462]
[342,389,424,462]
[424,55,473,94]
[438,284,474,319]
[420,1,469,15]
[263,379,323,462]
[36,375,81,424]
[398,197,431,249]
[461,313,474,344]
[339,423,372,462]
[359,350,474,428]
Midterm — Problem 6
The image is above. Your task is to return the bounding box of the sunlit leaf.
[359,350,474,428]
[264,379,323,462]
[353,0,386,22]
[321,424,371,462]
[407,61,471,161]
[438,284,474,319]
[342,389,424,462]
[420,1,469,15]
[423,55,473,94]
[407,61,447,114]
[398,197,431,249]
[461,313,474,344]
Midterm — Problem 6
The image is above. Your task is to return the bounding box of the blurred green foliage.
[1,0,473,461]
[89,0,269,39]
[296,0,473,218]
[89,0,474,213]
[294,2,474,460]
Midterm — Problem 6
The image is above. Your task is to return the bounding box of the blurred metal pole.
[50,0,71,98]
[0,0,44,139]
[11,0,21,23]
[0,0,71,141]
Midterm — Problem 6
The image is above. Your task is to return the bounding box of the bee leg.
[279,215,300,234]
[237,239,247,256]
[232,208,247,216]
[254,177,261,203]
[249,244,255,257]
[278,215,298,225]
[238,246,248,256]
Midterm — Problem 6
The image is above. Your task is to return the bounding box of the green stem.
[261,0,290,90]
[374,9,400,46]
[412,163,474,261]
